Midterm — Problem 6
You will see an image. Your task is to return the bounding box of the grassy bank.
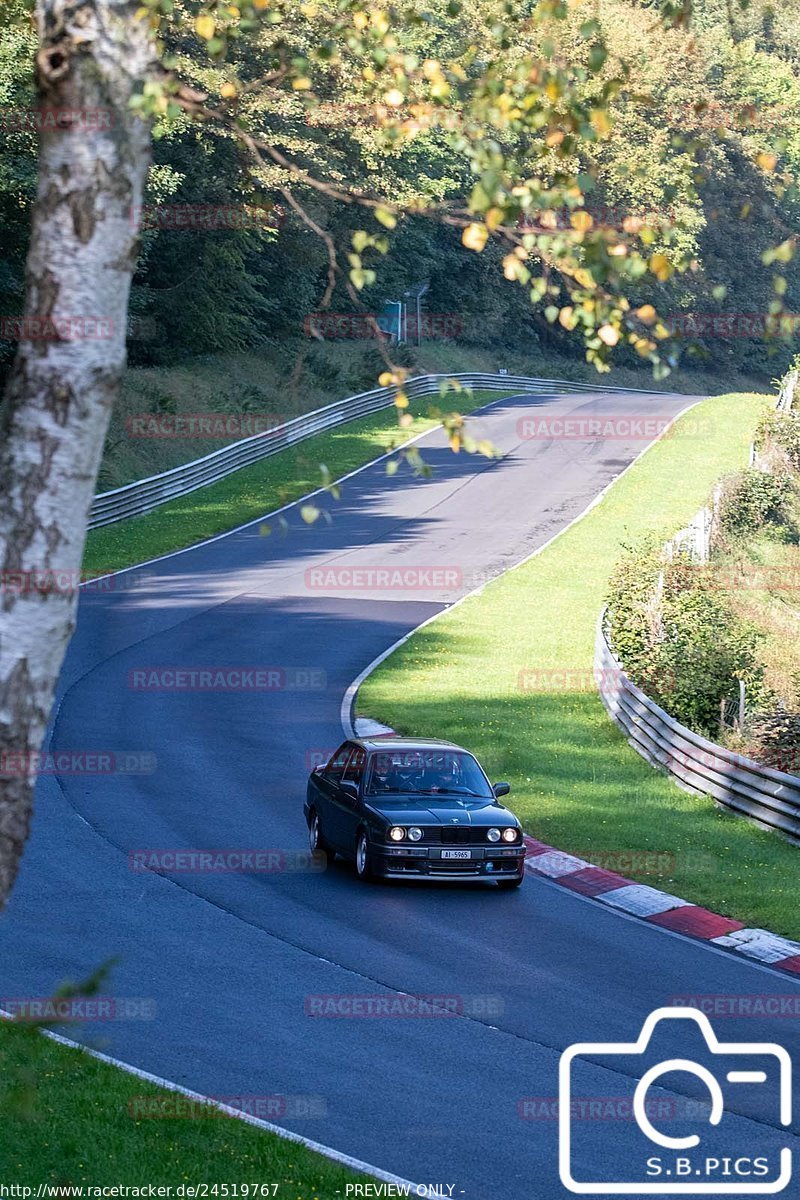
[0,1023,364,1191]
[358,391,800,939]
[85,391,504,578]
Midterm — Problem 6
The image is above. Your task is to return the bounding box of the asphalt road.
[2,388,799,1198]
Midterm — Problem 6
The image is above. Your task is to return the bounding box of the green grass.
[84,390,503,578]
[0,1023,365,1191]
[359,391,800,940]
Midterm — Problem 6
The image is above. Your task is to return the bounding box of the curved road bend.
[2,388,798,1198]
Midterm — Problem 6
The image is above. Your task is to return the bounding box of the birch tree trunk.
[0,0,154,907]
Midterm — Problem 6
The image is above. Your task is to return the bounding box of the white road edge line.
[340,396,701,738]
[0,1009,443,1199]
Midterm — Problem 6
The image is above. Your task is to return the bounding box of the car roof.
[354,736,468,753]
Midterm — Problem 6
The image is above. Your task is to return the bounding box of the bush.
[755,408,800,472]
[747,711,800,776]
[607,540,766,736]
[716,468,792,536]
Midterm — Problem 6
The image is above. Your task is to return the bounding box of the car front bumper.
[372,844,526,880]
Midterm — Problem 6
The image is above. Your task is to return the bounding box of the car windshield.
[365,749,493,797]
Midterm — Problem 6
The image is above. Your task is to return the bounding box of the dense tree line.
[1,0,799,385]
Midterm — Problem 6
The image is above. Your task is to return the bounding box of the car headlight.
[408,827,423,842]
[487,828,501,842]
[502,827,518,843]
[388,826,405,841]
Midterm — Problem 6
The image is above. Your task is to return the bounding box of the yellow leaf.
[195,12,215,38]
[375,205,397,229]
[395,392,409,409]
[571,210,593,232]
[384,88,405,107]
[462,223,488,252]
[649,253,672,281]
[635,304,657,325]
[220,82,237,98]
[598,324,619,346]
[757,151,777,173]
[292,76,312,90]
[591,108,611,136]
[378,371,395,387]
[485,207,504,231]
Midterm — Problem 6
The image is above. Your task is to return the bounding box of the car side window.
[342,747,366,789]
[324,744,352,781]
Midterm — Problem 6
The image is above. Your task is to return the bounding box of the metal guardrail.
[595,610,800,842]
[777,368,797,411]
[90,372,667,529]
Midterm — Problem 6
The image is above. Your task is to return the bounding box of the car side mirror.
[340,780,360,801]
[493,781,511,798]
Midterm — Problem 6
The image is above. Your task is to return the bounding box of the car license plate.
[441,849,471,860]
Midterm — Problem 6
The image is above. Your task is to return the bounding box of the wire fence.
[89,372,667,529]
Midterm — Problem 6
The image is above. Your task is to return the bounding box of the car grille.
[440,826,476,844]
[419,826,520,845]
